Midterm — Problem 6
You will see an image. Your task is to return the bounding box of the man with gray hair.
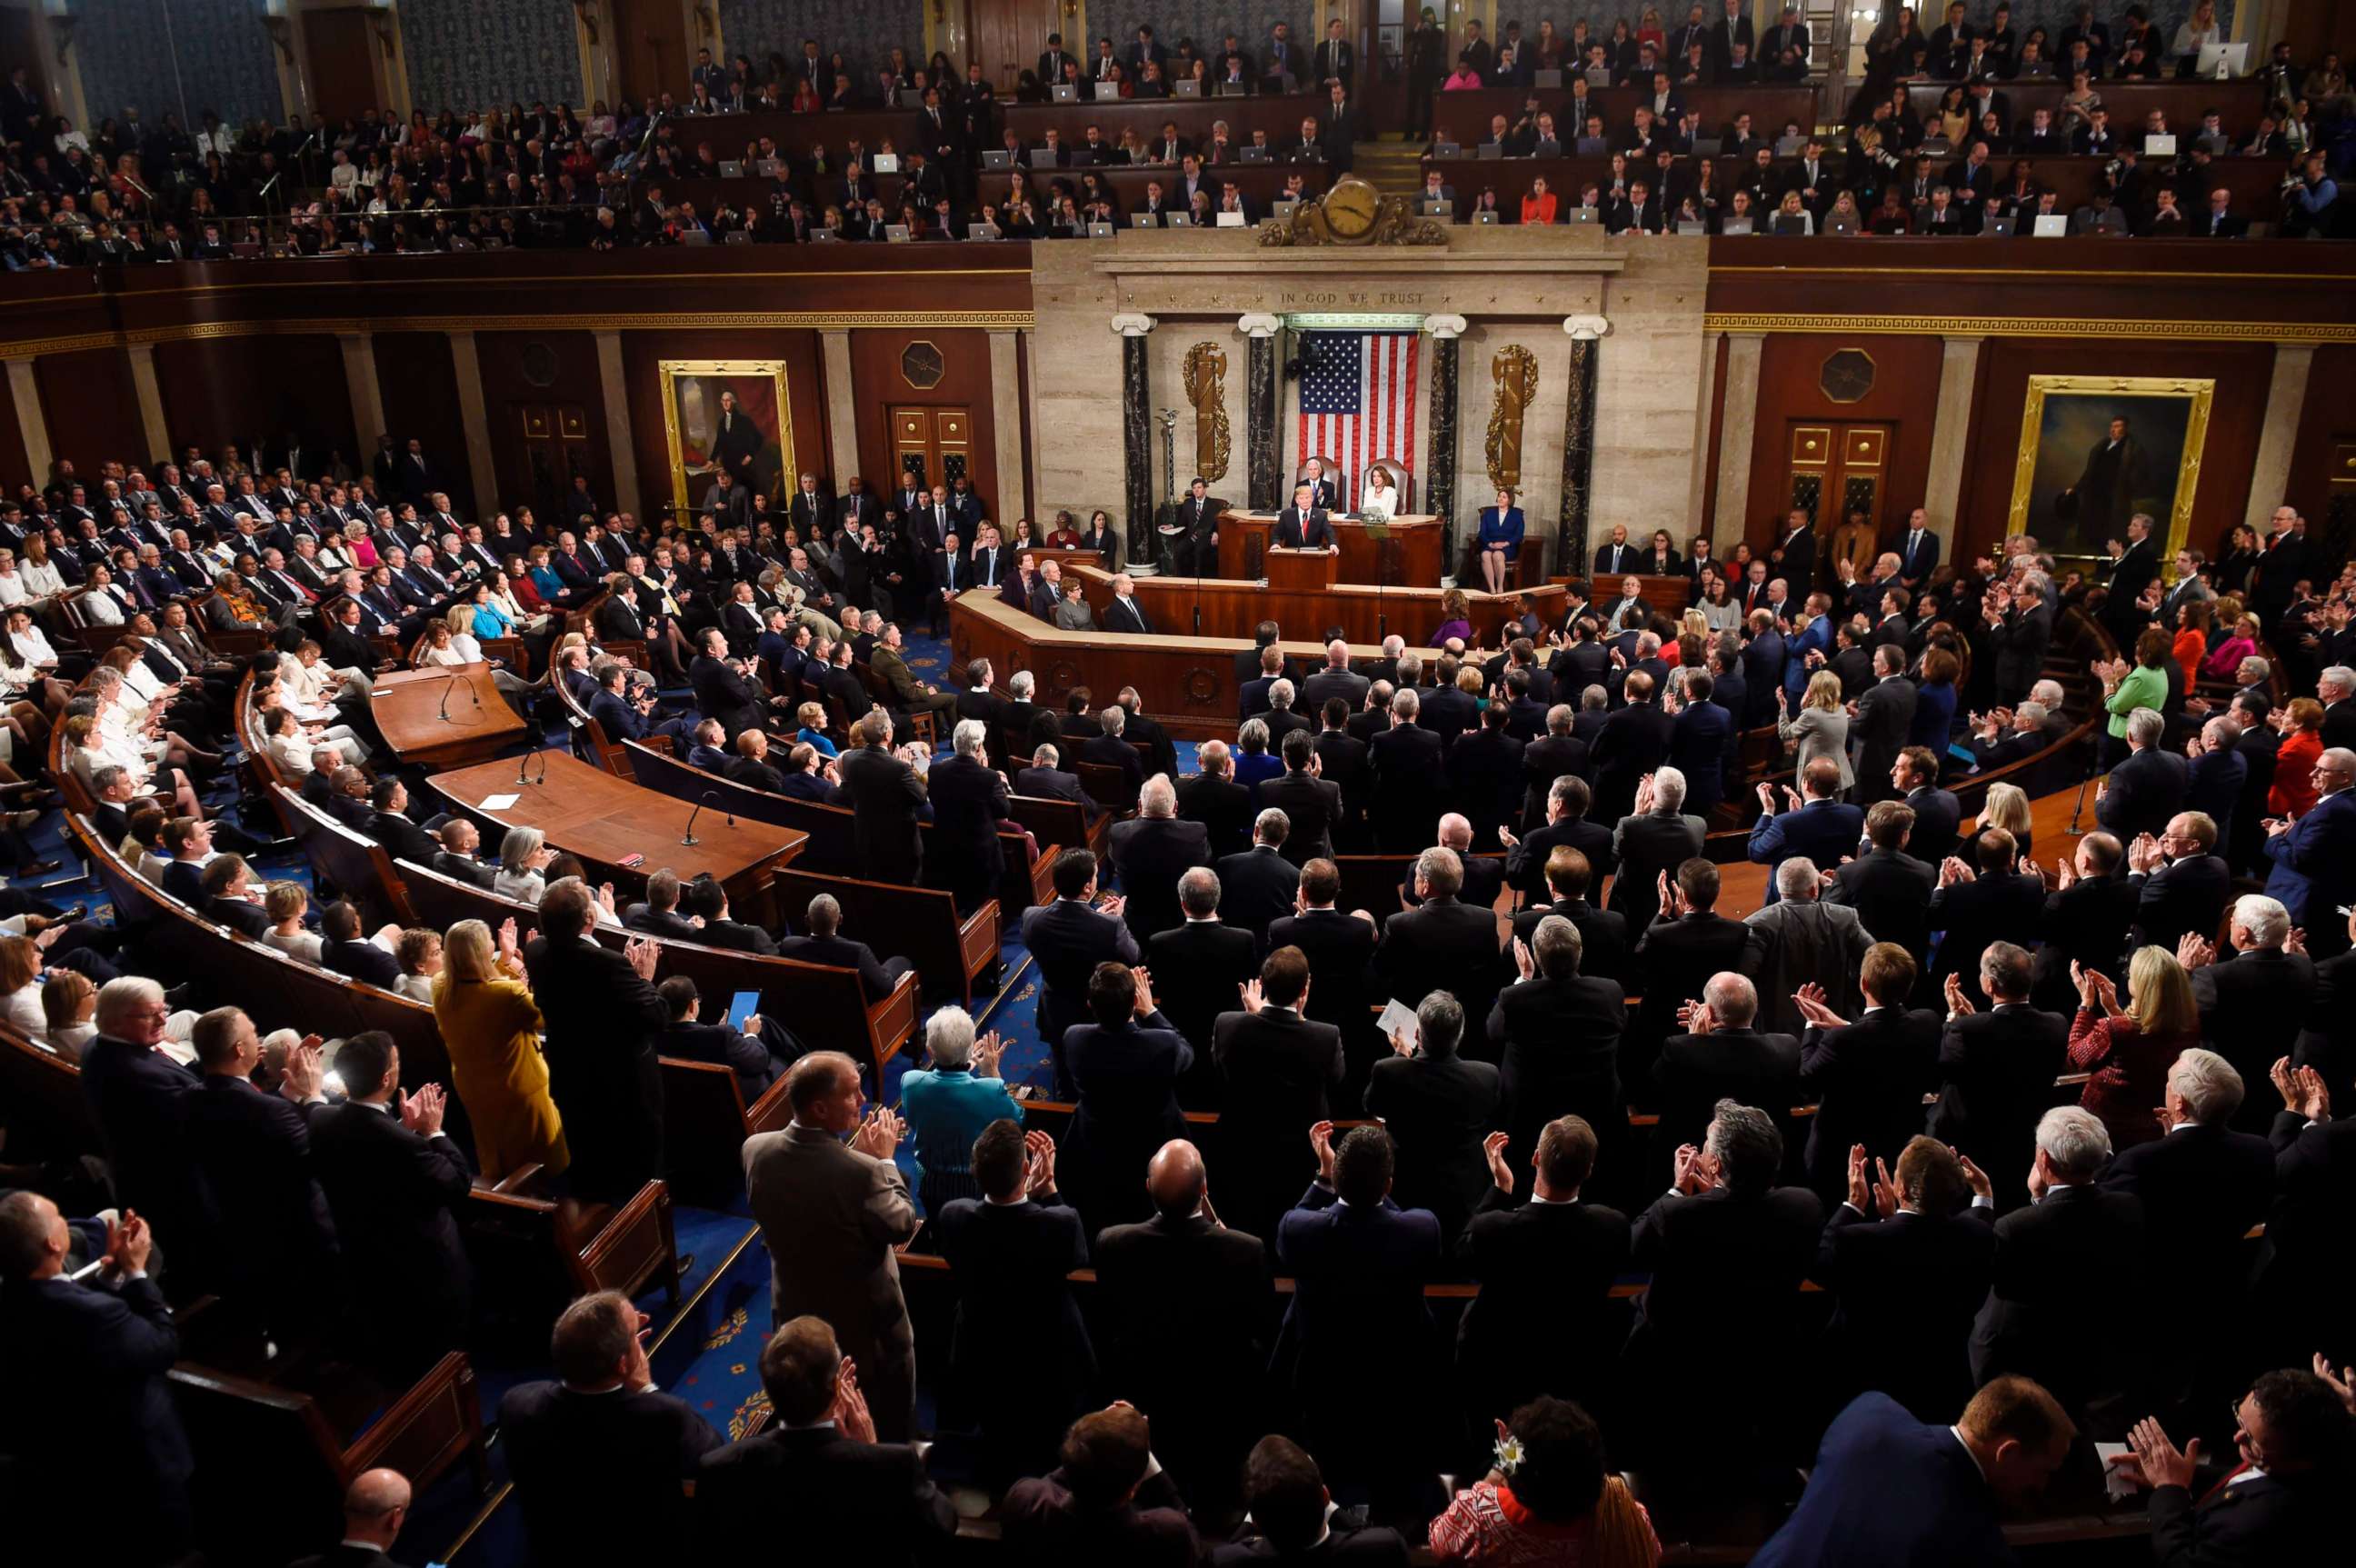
[1262,678,1309,744]
[1146,864,1256,1067]
[1105,774,1213,950]
[1743,854,1875,1034]
[2096,704,2187,843]
[2179,893,2316,1131]
[1628,1097,1822,1403]
[2261,744,2356,958]
[924,715,1011,914]
[1367,682,1445,851]
[1650,972,1802,1161]
[1965,1105,2146,1413]
[1375,844,1510,1026]
[1079,702,1146,797]
[1403,811,1505,911]
[1609,765,1704,933]
[1215,807,1300,951]
[1178,736,1254,858]
[76,975,207,1281]
[2320,664,2356,754]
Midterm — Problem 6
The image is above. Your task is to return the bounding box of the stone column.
[1559,315,1611,575]
[5,359,52,485]
[444,331,502,516]
[1711,331,1767,541]
[2244,343,2316,533]
[1689,329,1723,530]
[124,343,171,463]
[1921,335,1983,536]
[986,329,1028,525]
[337,332,385,451]
[819,329,860,487]
[594,330,642,519]
[1239,313,1282,512]
[1113,313,1156,558]
[1423,315,1466,562]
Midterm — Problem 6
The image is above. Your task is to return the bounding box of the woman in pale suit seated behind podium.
[1362,464,1403,517]
[1476,487,1525,594]
[1778,669,1852,795]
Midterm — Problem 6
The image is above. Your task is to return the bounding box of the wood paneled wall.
[370,332,472,499]
[848,328,1005,520]
[1739,332,1945,559]
[33,348,146,477]
[2286,344,2356,530]
[618,328,829,523]
[150,334,354,467]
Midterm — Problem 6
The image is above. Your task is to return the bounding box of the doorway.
[890,404,974,499]
[612,0,693,106]
[968,0,1067,94]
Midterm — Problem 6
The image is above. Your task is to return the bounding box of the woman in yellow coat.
[433,915,568,1179]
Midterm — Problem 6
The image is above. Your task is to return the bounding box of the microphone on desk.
[435,672,461,723]
[684,789,721,846]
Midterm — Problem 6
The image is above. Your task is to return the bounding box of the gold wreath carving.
[1181,343,1233,483]
[1486,345,1539,490]
[1258,188,1446,247]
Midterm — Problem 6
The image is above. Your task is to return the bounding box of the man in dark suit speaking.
[1274,483,1334,551]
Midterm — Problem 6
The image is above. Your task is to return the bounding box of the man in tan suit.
[744,1053,921,1440]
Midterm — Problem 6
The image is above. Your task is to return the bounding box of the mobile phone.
[617,852,645,869]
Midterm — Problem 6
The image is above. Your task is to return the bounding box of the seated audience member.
[289,1470,415,1568]
[1810,1135,1996,1421]
[694,1315,958,1561]
[1275,1123,1448,1511]
[775,892,913,1004]
[936,1120,1094,1480]
[1430,1396,1659,1564]
[1750,1378,2076,1567]
[1094,1140,1269,1512]
[622,868,698,936]
[430,816,498,889]
[1456,1114,1632,1422]
[1001,1403,1201,1566]
[1016,743,1103,818]
[0,1192,192,1564]
[684,874,776,954]
[2104,1368,2349,1563]
[1218,1433,1413,1564]
[500,1290,724,1563]
[657,974,793,1104]
[1967,1105,2148,1423]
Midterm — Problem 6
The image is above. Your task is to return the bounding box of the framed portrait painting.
[658,361,795,516]
[2006,375,2213,564]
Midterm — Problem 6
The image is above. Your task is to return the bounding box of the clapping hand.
[970,1029,1005,1078]
[1939,854,1974,888]
[1095,892,1126,918]
[2313,1354,2356,1417]
[1023,1128,1057,1194]
[1131,965,1155,1018]
[1512,935,1535,983]
[2285,925,2309,956]
[278,1039,325,1102]
[2270,1056,2331,1121]
[2111,1416,2200,1493]
[1676,999,1716,1036]
[399,1083,447,1137]
[1238,976,1267,1015]
[103,1209,154,1275]
[1671,1142,1714,1195]
[1943,972,1976,1017]
[831,1355,877,1444]
[1792,982,1847,1029]
[623,934,659,980]
[2175,932,2216,972]
[1482,1130,1515,1196]
[849,1105,904,1160]
[1952,1148,1993,1204]
[1756,780,1778,813]
[1655,869,1683,919]
[1309,1119,1339,1186]
[1496,823,1520,849]
[1634,772,1656,815]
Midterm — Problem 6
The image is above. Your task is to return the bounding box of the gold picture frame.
[2007,375,2213,565]
[657,359,796,517]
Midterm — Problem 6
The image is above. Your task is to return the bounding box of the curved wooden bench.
[769,864,1001,1011]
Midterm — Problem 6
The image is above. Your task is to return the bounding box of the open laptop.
[968,223,1002,240]
[1241,145,1269,163]
[1772,214,1808,235]
[1216,82,1246,97]
[1215,210,1246,227]
[1775,133,1806,155]
[1534,69,1563,88]
[1174,79,1201,98]
[1165,210,1193,227]
[1473,209,1499,225]
[1584,66,1613,85]
[1093,81,1123,101]
[1086,220,1115,237]
[1693,136,1723,157]
[1433,140,1463,158]
[1273,199,1300,221]
[718,160,744,178]
[2032,214,2067,236]
[1721,215,1754,235]
[884,224,912,242]
[1985,214,2016,236]
[1675,219,1709,235]
[1053,83,1078,102]
[1477,142,1502,160]
[982,148,1012,169]
[723,230,752,244]
[2145,133,2177,155]
[1132,212,1161,227]
[1568,206,1600,226]
[873,153,900,173]
[1424,199,1453,218]
[755,157,781,176]
[811,227,839,242]
[1825,213,1859,235]
[1574,135,1609,155]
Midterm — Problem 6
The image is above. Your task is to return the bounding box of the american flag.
[1296,330,1419,493]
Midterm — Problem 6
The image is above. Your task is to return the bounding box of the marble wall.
[69,0,283,128]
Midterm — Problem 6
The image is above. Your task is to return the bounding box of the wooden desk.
[1216,514,1444,586]
[370,665,527,768]
[429,753,806,927]
[950,565,1564,735]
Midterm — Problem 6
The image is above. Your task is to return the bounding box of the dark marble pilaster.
[1122,331,1153,559]
[1424,333,1461,567]
[1246,332,1280,512]
[1559,335,1599,574]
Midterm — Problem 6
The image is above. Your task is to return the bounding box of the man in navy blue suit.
[2263,746,2356,958]
[76,976,211,1286]
[0,1193,195,1563]
[1273,1121,1446,1509]
[1750,1378,2075,1567]
[1746,758,1864,904]
[1667,670,1734,817]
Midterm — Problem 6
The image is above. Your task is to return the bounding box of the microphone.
[516,745,541,784]
[684,789,720,846]
[535,749,550,786]
[435,671,461,722]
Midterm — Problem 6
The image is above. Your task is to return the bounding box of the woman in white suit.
[1361,464,1402,516]
[1777,669,1852,795]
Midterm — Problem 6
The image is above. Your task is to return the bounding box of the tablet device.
[728,991,761,1033]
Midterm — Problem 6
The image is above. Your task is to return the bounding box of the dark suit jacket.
[1092,1211,1268,1441]
[1486,974,1626,1158]
[690,652,766,739]
[695,1426,956,1562]
[1927,870,2044,1000]
[2190,948,2318,1131]
[524,934,669,1201]
[1175,770,1254,861]
[1969,1182,2148,1409]
[1107,816,1214,943]
[1366,723,1449,850]
[1926,1004,2069,1201]
[2097,745,2189,842]
[1021,898,1143,1091]
[2100,1118,2274,1316]
[1748,1393,2014,1566]
[0,1270,192,1531]
[1453,1186,1631,1405]
[1256,769,1343,864]
[1213,844,1301,951]
[935,1192,1095,1420]
[1747,800,1866,896]
[76,1033,205,1251]
[1063,1012,1195,1225]
[309,1099,472,1368]
[1365,1051,1500,1240]
[1811,1208,1996,1421]
[185,1074,336,1299]
[365,806,439,865]
[1630,913,1762,1067]
[2131,854,2232,955]
[1213,1004,1346,1241]
[1503,816,1616,903]
[1590,701,1676,820]
[838,744,928,886]
[1273,1183,1445,1425]
[502,1380,724,1563]
[923,752,1009,899]
[1632,1182,1823,1358]
[1374,895,1503,1024]
[1610,810,1706,932]
[432,848,498,890]
[1653,1026,1803,1156]
[1826,847,1938,957]
[774,932,903,1005]
[1798,1008,1941,1200]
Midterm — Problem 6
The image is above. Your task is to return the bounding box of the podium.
[1264,547,1339,593]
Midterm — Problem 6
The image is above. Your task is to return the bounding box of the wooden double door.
[967,0,1069,94]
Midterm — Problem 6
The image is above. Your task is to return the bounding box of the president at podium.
[1274,484,1335,550]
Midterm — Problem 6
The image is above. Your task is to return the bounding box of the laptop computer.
[1985,215,2016,236]
[1477,142,1502,160]
[2032,214,2067,236]
[1534,69,1563,88]
[873,153,900,173]
[1568,206,1600,225]
[1775,134,1806,155]
[1772,214,1808,235]
[1031,145,1059,163]
[1426,199,1453,217]
[1721,215,1754,235]
[755,158,781,176]
[1585,66,1613,85]
[1825,214,1859,235]
[718,160,744,178]
[1474,209,1500,225]
[1093,81,1122,101]
[1086,220,1115,237]
[884,224,912,242]
[1215,210,1246,227]
[982,149,1012,169]
[1166,211,1193,227]
[1574,135,1609,155]
[2145,133,2177,155]
[681,229,712,245]
[1132,212,1162,227]
[1241,145,1269,163]
[1053,84,1078,102]
[1693,136,1723,157]
[1675,219,1709,235]
[723,230,752,244]
[1216,82,1246,97]
[1433,141,1463,158]
[1273,199,1300,221]
[811,227,839,242]
[1174,80,1201,98]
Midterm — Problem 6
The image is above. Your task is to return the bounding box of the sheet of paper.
[2093,1443,2137,1503]
[1375,999,1421,1051]
[479,793,520,811]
